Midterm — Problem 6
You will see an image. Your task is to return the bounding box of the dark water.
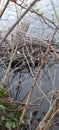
[7,64,59,130]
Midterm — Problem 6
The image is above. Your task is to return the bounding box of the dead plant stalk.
[17,26,58,129]
[0,0,39,46]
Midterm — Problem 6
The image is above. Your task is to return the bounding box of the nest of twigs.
[0,36,56,71]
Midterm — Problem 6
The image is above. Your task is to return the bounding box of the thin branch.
[0,0,39,46]
[36,99,57,130]
[17,26,57,129]
[0,0,10,18]
[50,0,59,24]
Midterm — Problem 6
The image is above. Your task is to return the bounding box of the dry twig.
[17,26,57,129]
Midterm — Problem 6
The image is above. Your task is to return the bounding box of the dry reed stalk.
[22,46,34,77]
[36,90,59,130]
[0,0,39,46]
[2,20,30,86]
[36,27,58,130]
[17,26,57,129]
[2,37,15,86]
[0,98,39,107]
[36,99,57,130]
[43,108,59,130]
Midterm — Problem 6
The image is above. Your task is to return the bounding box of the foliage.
[0,88,23,130]
[36,8,44,14]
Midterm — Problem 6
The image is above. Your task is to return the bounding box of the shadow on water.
[0,63,59,129]
[9,64,59,130]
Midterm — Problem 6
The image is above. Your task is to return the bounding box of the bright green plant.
[0,88,23,130]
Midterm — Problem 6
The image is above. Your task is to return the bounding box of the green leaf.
[5,113,18,124]
[1,102,12,109]
[0,88,9,97]
[12,122,17,128]
[15,110,22,118]
[0,104,6,110]
[1,116,5,121]
[36,8,40,13]
[5,120,17,130]
[35,8,44,15]
[5,121,12,130]
[41,12,44,15]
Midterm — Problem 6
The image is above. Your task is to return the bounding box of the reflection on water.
[0,62,59,129]
[7,64,59,130]
[0,0,59,34]
[8,64,59,100]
